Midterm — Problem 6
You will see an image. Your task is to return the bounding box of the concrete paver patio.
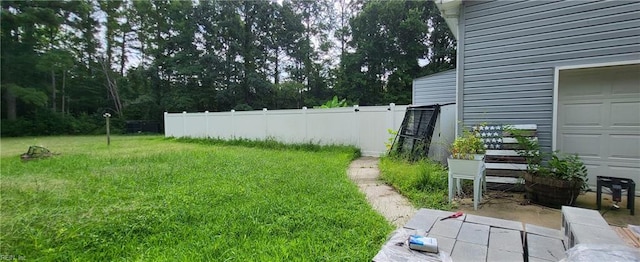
[347,157,639,261]
[373,208,567,262]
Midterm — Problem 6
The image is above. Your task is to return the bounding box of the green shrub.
[170,136,362,159]
[379,157,453,210]
[1,110,127,137]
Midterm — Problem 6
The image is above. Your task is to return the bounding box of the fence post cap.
[389,103,395,107]
[205,111,209,113]
[302,106,307,110]
[263,108,267,111]
[164,112,168,115]
[231,109,235,113]
[182,111,187,114]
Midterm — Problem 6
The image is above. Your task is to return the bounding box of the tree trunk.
[4,89,17,120]
[120,30,126,76]
[61,70,66,115]
[101,59,123,117]
[274,46,280,86]
[51,69,56,112]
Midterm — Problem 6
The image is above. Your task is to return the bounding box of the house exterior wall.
[412,69,457,106]
[459,0,640,151]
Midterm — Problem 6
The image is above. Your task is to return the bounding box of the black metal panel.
[390,105,441,161]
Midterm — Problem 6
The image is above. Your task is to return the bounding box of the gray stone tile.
[426,234,456,254]
[465,214,523,231]
[569,223,624,247]
[561,206,608,237]
[561,206,601,217]
[451,241,487,262]
[527,234,566,262]
[457,222,490,246]
[528,256,553,262]
[487,248,524,262]
[525,224,562,240]
[563,211,608,228]
[404,209,439,231]
[489,227,523,253]
[428,218,463,239]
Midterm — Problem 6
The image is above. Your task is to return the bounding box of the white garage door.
[558,64,640,194]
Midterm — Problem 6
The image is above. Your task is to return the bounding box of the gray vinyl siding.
[460,0,640,151]
[412,69,456,105]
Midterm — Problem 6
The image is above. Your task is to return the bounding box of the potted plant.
[511,130,588,207]
[447,127,486,209]
[447,127,486,177]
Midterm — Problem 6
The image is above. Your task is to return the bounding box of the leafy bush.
[509,127,588,188]
[315,96,349,108]
[450,127,485,159]
[0,110,111,137]
[379,157,453,210]
[171,136,362,158]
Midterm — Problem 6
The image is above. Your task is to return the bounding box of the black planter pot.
[524,172,583,208]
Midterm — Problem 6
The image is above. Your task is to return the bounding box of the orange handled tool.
[440,211,463,221]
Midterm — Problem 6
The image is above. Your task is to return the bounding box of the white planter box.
[448,155,486,210]
[447,157,484,179]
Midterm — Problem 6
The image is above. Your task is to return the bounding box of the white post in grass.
[263,108,268,140]
[103,112,111,145]
[205,111,209,138]
[302,107,308,141]
[182,111,187,137]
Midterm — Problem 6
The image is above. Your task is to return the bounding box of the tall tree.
[338,0,455,105]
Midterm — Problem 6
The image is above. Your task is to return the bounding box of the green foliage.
[509,127,589,188]
[315,96,349,109]
[2,83,48,107]
[379,157,453,210]
[0,110,107,137]
[450,128,485,160]
[171,136,361,158]
[232,103,253,111]
[1,0,456,135]
[337,1,455,106]
[384,128,398,151]
[1,136,391,260]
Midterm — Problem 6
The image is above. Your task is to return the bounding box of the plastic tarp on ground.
[372,228,452,262]
[560,244,640,262]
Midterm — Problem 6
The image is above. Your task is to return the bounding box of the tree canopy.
[1,0,455,136]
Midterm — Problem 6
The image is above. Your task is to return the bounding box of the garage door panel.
[610,102,640,126]
[584,164,603,184]
[561,103,603,127]
[608,134,640,159]
[558,64,640,194]
[560,134,601,157]
[611,81,640,95]
[612,68,640,95]
[559,73,608,97]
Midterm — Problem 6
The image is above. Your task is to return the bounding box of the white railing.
[164,103,455,158]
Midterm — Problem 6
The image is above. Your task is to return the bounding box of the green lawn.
[379,157,453,210]
[0,136,392,261]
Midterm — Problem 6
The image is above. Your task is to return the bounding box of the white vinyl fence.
[164,104,455,158]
